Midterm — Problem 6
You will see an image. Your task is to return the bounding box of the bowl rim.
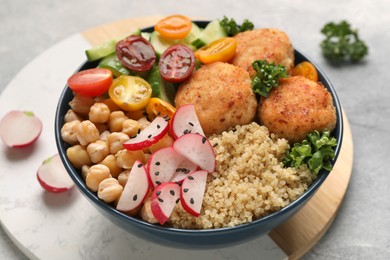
[55,20,344,235]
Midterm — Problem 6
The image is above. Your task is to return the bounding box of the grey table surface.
[1,0,389,259]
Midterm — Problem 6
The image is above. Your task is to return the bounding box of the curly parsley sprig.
[219,16,254,36]
[283,130,338,174]
[251,60,288,97]
[320,20,368,62]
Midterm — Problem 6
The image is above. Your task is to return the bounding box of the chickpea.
[61,120,81,145]
[115,149,145,169]
[64,109,83,123]
[81,165,90,180]
[149,134,174,153]
[87,140,109,163]
[108,111,128,132]
[117,169,131,187]
[137,116,150,130]
[66,145,91,168]
[101,98,121,112]
[97,178,123,203]
[100,154,122,178]
[89,103,110,124]
[141,197,158,224]
[86,164,111,192]
[69,95,95,115]
[99,130,110,142]
[107,132,129,154]
[122,119,140,137]
[76,120,100,146]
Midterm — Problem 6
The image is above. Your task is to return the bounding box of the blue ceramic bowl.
[55,21,343,249]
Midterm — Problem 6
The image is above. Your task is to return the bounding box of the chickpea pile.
[61,94,173,209]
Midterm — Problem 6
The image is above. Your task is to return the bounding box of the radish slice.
[150,182,180,225]
[123,116,169,151]
[180,170,208,217]
[0,110,42,148]
[171,104,205,139]
[173,133,216,173]
[116,160,150,212]
[37,154,75,193]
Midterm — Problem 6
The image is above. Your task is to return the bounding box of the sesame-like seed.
[156,191,161,196]
[202,137,207,143]
[157,124,160,129]
[137,163,143,168]
[133,194,138,201]
[188,176,194,180]
[183,188,189,193]
[190,198,195,204]
[170,190,175,196]
[158,198,164,203]
[148,134,152,138]
[183,129,189,134]
[175,198,180,204]
[155,161,160,166]
[156,181,161,185]
[137,128,141,134]
[188,122,194,126]
[213,143,218,147]
[155,171,159,176]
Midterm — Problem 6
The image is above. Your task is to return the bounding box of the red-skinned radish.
[37,154,74,193]
[150,182,180,225]
[180,170,208,217]
[171,104,205,139]
[0,111,42,148]
[123,116,169,151]
[116,160,150,212]
[173,133,216,173]
[147,146,198,188]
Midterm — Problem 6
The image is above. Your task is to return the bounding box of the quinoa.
[168,122,316,229]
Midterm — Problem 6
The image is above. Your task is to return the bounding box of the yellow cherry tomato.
[145,98,176,121]
[292,61,319,82]
[155,15,192,40]
[108,75,152,111]
[195,37,237,64]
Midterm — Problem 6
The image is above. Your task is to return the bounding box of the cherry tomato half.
[116,35,156,72]
[292,61,319,82]
[145,97,176,121]
[159,44,195,83]
[154,15,192,40]
[195,37,237,64]
[108,75,152,111]
[67,68,113,97]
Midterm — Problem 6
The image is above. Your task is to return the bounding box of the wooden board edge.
[269,110,354,259]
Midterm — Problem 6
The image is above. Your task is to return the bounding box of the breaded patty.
[231,28,295,77]
[175,62,258,136]
[258,76,336,143]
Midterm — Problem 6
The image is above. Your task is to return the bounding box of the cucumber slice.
[141,32,151,41]
[85,28,142,61]
[149,31,176,57]
[97,53,130,77]
[193,20,227,46]
[147,64,176,105]
[181,23,202,47]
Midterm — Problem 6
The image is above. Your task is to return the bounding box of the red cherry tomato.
[116,35,156,72]
[67,68,113,97]
[158,44,195,83]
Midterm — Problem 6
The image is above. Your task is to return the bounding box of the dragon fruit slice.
[173,133,216,173]
[171,104,205,139]
[123,116,169,151]
[150,182,180,225]
[116,160,149,212]
[180,170,208,217]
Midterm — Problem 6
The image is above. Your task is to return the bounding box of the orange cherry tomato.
[292,61,319,82]
[155,15,192,40]
[145,98,176,121]
[67,68,113,97]
[194,37,237,64]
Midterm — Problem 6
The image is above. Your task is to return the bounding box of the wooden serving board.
[82,16,353,259]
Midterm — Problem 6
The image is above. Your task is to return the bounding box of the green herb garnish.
[219,16,254,36]
[320,20,368,62]
[283,130,338,174]
[251,60,288,97]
